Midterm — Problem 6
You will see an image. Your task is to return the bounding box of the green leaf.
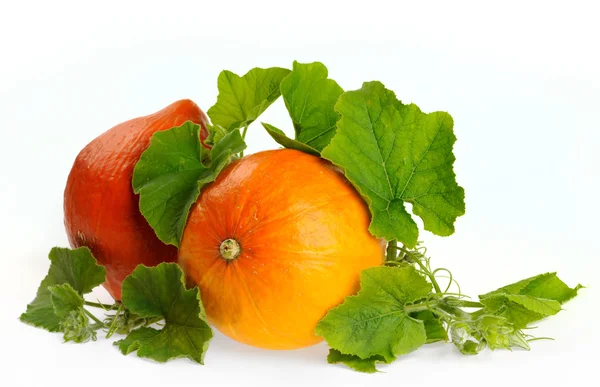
[505,295,562,316]
[49,284,96,343]
[49,284,84,318]
[116,327,160,355]
[479,294,561,329]
[279,61,344,151]
[327,349,386,374]
[133,121,246,247]
[478,272,581,329]
[480,272,582,304]
[262,123,320,155]
[117,263,213,364]
[263,62,343,155]
[207,67,291,131]
[20,247,105,332]
[412,310,448,343]
[321,81,465,247]
[205,123,228,147]
[316,266,431,362]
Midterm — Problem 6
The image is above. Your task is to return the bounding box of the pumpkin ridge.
[230,262,271,336]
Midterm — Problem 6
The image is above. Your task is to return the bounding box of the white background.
[1,0,598,386]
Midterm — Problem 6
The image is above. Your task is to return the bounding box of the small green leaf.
[262,123,320,155]
[133,122,246,247]
[412,310,448,343]
[327,349,386,374]
[49,284,84,318]
[117,263,213,364]
[321,81,465,247]
[207,67,291,131]
[280,61,344,151]
[205,123,228,147]
[20,247,105,332]
[480,272,582,304]
[316,266,431,362]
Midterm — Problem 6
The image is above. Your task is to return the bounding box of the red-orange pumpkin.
[179,149,385,349]
[64,100,208,300]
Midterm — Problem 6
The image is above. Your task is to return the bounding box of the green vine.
[385,242,548,354]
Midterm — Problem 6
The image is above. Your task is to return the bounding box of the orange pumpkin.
[64,99,209,300]
[179,149,385,349]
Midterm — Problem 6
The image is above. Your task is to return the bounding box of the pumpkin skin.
[179,149,385,350]
[64,99,209,300]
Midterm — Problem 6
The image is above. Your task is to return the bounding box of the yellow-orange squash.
[179,149,385,349]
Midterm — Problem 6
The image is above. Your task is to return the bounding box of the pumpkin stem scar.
[220,238,241,260]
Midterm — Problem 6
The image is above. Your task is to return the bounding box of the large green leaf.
[207,67,290,131]
[20,247,105,332]
[321,81,465,247]
[316,266,431,363]
[117,263,213,364]
[279,61,343,151]
[116,327,161,355]
[132,121,245,247]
